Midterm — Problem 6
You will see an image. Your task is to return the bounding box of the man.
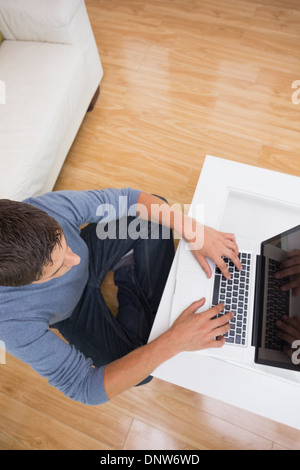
[0,188,241,405]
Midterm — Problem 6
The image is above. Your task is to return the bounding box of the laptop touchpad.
[176,269,211,313]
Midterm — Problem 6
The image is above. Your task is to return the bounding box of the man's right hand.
[169,298,233,354]
[103,299,232,400]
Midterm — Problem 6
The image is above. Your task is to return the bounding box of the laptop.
[170,223,300,372]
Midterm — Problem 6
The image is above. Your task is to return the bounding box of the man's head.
[0,199,80,286]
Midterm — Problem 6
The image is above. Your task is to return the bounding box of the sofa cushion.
[0,40,87,200]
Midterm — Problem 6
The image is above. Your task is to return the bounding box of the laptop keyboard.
[212,253,251,346]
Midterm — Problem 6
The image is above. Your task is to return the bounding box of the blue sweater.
[0,188,141,405]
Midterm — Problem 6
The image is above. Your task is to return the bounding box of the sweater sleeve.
[24,188,142,229]
[2,317,108,405]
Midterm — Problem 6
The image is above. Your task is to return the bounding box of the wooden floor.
[1,0,300,450]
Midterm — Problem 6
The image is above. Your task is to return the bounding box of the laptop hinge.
[251,254,264,347]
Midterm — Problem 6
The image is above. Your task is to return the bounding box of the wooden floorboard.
[1,0,300,450]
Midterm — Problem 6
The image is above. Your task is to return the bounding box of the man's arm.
[136,192,242,279]
[26,187,141,230]
[104,299,232,399]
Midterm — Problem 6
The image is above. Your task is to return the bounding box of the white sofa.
[0,0,103,201]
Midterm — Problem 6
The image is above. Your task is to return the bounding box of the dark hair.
[0,199,63,286]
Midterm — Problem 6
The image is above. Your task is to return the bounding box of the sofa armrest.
[0,0,81,43]
[0,0,103,87]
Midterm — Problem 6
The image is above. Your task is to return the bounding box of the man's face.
[32,235,81,284]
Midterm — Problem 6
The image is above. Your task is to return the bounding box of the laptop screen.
[254,225,300,371]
